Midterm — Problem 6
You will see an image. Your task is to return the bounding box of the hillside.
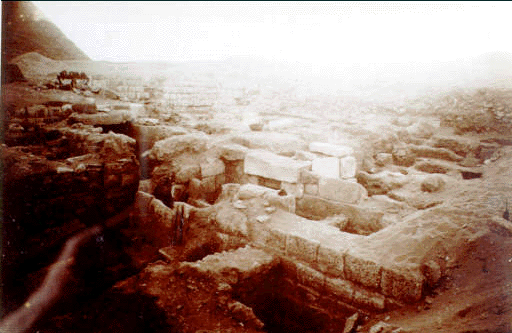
[1,1,89,62]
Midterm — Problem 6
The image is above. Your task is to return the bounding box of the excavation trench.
[232,263,359,333]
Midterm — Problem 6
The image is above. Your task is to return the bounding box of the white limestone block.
[244,150,311,183]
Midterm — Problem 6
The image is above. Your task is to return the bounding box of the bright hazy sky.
[33,1,511,65]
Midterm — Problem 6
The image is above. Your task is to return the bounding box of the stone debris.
[343,312,359,333]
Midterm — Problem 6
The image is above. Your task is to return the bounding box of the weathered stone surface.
[244,150,311,183]
[224,160,244,183]
[149,133,209,163]
[421,260,442,288]
[200,176,217,193]
[352,287,386,311]
[381,266,424,302]
[287,233,320,263]
[343,312,359,333]
[263,191,296,213]
[317,245,345,277]
[231,132,307,155]
[304,183,319,196]
[300,169,321,184]
[134,125,188,152]
[325,277,354,301]
[318,177,367,204]
[296,263,325,290]
[344,252,382,289]
[375,153,393,167]
[408,144,464,162]
[200,157,225,178]
[309,142,354,157]
[217,143,249,161]
[294,150,317,161]
[421,175,446,192]
[414,159,450,174]
[392,145,416,167]
[431,134,478,157]
[238,183,270,200]
[406,120,436,139]
[356,171,408,196]
[214,204,249,237]
[174,163,201,184]
[312,157,339,179]
[340,156,357,179]
[280,181,304,199]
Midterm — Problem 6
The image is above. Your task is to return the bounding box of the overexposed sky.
[32,1,511,65]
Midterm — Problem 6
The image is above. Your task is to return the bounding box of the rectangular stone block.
[263,191,296,213]
[265,228,287,253]
[286,233,319,263]
[317,245,345,277]
[318,177,368,204]
[219,143,249,161]
[344,252,382,289]
[352,286,386,311]
[304,183,319,196]
[312,157,340,179]
[135,191,153,216]
[339,156,357,179]
[309,142,354,157]
[381,266,424,302]
[296,263,325,290]
[324,277,354,302]
[244,150,312,183]
[200,158,225,178]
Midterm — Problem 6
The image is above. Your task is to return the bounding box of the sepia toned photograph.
[1,1,512,332]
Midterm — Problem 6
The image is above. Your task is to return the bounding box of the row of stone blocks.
[249,221,424,304]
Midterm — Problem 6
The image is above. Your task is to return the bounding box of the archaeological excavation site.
[2,2,512,333]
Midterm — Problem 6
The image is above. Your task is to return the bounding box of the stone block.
[224,160,244,183]
[253,227,287,254]
[245,174,260,185]
[296,263,325,290]
[219,143,249,161]
[344,252,382,289]
[317,245,345,277]
[216,173,226,189]
[294,150,317,161]
[244,150,311,183]
[381,266,424,302]
[352,287,386,311]
[171,184,187,202]
[281,181,304,199]
[309,142,354,157]
[135,191,153,216]
[375,153,393,167]
[215,204,249,237]
[299,169,320,184]
[304,183,319,196]
[263,191,296,213]
[339,156,357,179]
[312,157,340,179]
[318,177,368,204]
[175,164,201,184]
[188,178,202,199]
[201,176,217,193]
[238,183,269,200]
[200,158,225,178]
[287,233,320,263]
[324,277,354,302]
